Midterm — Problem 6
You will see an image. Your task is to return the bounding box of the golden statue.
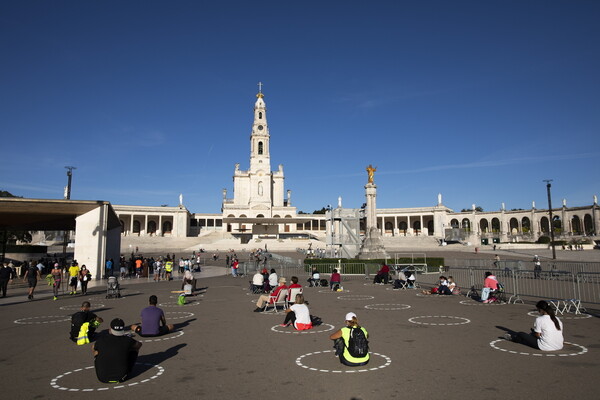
[366,164,376,184]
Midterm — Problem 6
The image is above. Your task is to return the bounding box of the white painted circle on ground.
[318,289,350,293]
[337,295,375,301]
[271,323,335,334]
[159,300,201,307]
[408,316,471,326]
[14,315,71,324]
[169,294,204,299]
[164,311,195,319]
[489,339,587,356]
[459,299,506,306]
[60,304,105,311]
[363,283,389,286]
[50,362,164,391]
[364,304,411,311]
[295,350,391,373]
[526,310,592,319]
[138,330,184,342]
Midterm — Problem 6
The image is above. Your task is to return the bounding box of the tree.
[461,206,483,212]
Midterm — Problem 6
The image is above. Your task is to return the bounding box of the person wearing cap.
[130,295,174,336]
[254,277,287,312]
[92,318,142,383]
[329,312,370,366]
[50,263,63,300]
[70,301,103,344]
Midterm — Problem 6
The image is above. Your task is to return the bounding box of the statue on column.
[437,193,442,205]
[179,193,183,207]
[366,165,377,184]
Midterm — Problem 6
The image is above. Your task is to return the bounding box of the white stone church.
[113,88,600,249]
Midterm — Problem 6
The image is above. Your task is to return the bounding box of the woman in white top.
[505,300,563,350]
[268,269,278,289]
[280,294,312,330]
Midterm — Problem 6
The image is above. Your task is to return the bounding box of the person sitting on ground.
[329,312,370,366]
[437,276,451,295]
[373,263,390,284]
[481,271,498,303]
[254,277,287,312]
[131,295,174,336]
[307,267,320,287]
[268,268,278,289]
[280,294,312,330]
[93,318,142,383]
[251,270,264,293]
[330,269,341,290]
[504,300,563,351]
[393,270,407,289]
[448,276,460,295]
[70,301,103,344]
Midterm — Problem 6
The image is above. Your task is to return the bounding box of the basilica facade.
[112,90,599,246]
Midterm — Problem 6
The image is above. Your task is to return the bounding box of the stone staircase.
[381,235,441,249]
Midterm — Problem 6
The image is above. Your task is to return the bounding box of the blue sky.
[1,1,599,214]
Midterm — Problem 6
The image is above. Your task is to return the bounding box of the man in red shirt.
[254,277,287,312]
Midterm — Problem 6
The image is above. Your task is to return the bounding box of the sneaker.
[482,299,489,303]
[253,307,262,313]
[279,323,290,327]
[53,296,58,301]
[503,333,513,341]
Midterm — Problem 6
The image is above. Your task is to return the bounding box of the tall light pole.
[544,180,557,260]
[63,166,76,265]
[64,166,76,200]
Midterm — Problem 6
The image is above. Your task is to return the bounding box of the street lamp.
[544,180,557,260]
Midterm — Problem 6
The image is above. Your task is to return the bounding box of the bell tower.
[249,82,271,173]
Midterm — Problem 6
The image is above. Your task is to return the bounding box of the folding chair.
[288,287,303,305]
[263,289,288,313]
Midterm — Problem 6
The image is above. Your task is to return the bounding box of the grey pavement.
[1,260,598,399]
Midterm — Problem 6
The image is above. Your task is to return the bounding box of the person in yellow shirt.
[68,261,80,295]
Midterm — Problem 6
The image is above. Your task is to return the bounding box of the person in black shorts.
[23,262,41,300]
[92,318,142,383]
[130,295,174,337]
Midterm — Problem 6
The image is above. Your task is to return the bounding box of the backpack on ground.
[320,278,328,287]
[347,327,369,358]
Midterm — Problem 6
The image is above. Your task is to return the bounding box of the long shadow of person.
[129,343,187,378]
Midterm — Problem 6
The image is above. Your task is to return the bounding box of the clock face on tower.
[257,125,263,131]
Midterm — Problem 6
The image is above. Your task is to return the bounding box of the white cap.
[345,312,357,321]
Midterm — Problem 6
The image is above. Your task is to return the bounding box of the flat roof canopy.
[0,198,121,231]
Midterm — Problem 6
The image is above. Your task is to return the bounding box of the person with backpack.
[329,312,370,366]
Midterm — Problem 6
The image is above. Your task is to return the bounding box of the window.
[259,112,262,119]
[258,141,263,155]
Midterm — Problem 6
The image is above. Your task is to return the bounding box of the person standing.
[93,318,142,383]
[23,261,41,300]
[533,255,542,279]
[105,258,113,278]
[51,263,63,300]
[70,301,103,344]
[79,265,91,295]
[68,261,80,295]
[231,258,239,277]
[0,262,16,298]
[131,295,174,336]
[164,259,174,281]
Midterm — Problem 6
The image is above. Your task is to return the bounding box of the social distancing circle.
[271,323,335,334]
[337,295,375,301]
[164,311,195,320]
[14,315,71,324]
[526,310,591,319]
[296,350,391,373]
[138,330,184,342]
[459,299,506,306]
[50,363,164,391]
[60,304,105,311]
[364,304,411,311]
[489,339,588,357]
[159,300,201,307]
[408,316,471,325]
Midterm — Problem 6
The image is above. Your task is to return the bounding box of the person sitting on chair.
[393,270,407,290]
[307,267,320,287]
[373,263,390,284]
[287,276,302,303]
[131,295,174,337]
[254,277,287,312]
[481,271,498,303]
[251,270,264,293]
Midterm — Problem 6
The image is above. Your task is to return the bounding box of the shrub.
[537,236,551,244]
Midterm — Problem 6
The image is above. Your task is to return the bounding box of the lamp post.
[63,166,76,265]
[544,180,557,260]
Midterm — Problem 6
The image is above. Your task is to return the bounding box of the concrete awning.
[0,198,121,231]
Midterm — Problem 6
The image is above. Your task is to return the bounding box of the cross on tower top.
[256,82,264,98]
